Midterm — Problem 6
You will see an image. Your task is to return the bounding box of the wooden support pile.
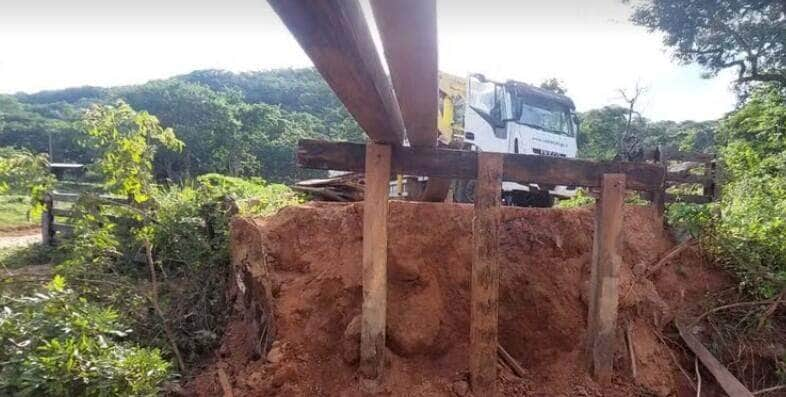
[268,1,662,394]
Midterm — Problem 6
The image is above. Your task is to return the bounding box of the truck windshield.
[518,103,573,136]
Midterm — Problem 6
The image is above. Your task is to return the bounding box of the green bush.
[0,276,171,396]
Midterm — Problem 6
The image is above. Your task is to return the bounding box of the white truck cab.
[455,74,580,206]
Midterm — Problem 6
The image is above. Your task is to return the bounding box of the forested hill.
[1,67,717,184]
[0,68,364,183]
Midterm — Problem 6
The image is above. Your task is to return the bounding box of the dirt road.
[0,229,41,249]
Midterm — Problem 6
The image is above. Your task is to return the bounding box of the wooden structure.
[645,147,717,210]
[41,191,129,246]
[268,1,692,394]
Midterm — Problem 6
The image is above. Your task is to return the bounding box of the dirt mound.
[187,201,731,396]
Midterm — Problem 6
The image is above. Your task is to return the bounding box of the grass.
[0,195,36,230]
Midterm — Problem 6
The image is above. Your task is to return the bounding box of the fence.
[644,147,717,206]
[41,191,130,246]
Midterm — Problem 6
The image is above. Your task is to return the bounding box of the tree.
[629,0,786,88]
[539,78,568,95]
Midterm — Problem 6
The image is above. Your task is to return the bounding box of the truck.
[393,72,581,207]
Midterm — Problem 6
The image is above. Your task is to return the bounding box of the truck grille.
[532,148,567,157]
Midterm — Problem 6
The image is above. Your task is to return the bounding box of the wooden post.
[359,143,391,386]
[41,193,54,246]
[585,173,626,386]
[652,147,667,224]
[470,152,503,397]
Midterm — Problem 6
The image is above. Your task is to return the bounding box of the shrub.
[0,276,171,396]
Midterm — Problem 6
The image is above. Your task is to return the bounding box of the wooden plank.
[370,0,438,148]
[665,194,712,204]
[52,223,74,233]
[51,192,130,205]
[51,208,72,218]
[663,149,715,163]
[666,170,710,184]
[267,0,405,144]
[359,143,391,385]
[585,174,626,385]
[469,152,503,397]
[296,139,665,191]
[675,320,754,397]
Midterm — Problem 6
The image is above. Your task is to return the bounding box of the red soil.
[186,201,731,396]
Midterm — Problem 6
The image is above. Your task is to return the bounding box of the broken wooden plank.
[267,0,405,144]
[585,174,626,385]
[644,238,696,278]
[296,139,665,191]
[370,0,438,148]
[470,152,503,397]
[359,143,391,384]
[675,320,755,397]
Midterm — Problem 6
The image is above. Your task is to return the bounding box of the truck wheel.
[511,190,554,208]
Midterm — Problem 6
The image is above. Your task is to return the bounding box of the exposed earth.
[186,201,737,396]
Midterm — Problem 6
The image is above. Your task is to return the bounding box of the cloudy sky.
[0,0,736,121]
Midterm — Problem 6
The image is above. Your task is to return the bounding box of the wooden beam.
[267,0,405,144]
[676,320,754,397]
[296,139,665,191]
[666,170,710,184]
[665,193,712,204]
[585,174,625,386]
[469,152,503,397]
[359,143,391,385]
[370,0,438,148]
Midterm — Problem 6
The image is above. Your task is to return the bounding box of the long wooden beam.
[296,139,665,191]
[267,0,405,144]
[370,0,438,148]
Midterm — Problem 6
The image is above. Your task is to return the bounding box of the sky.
[0,0,737,121]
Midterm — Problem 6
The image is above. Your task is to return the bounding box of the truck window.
[513,100,572,137]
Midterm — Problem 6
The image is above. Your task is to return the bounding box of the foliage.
[81,101,183,203]
[0,276,171,396]
[578,106,717,160]
[556,189,595,208]
[629,0,786,88]
[0,195,36,229]
[671,86,786,298]
[0,148,55,217]
[666,202,716,239]
[538,78,568,95]
[1,68,364,184]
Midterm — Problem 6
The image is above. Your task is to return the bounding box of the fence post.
[585,173,626,386]
[41,193,54,246]
[470,152,503,397]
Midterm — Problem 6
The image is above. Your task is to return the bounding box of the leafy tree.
[539,78,568,95]
[630,0,786,88]
[82,101,183,203]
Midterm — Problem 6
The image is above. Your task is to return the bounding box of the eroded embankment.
[188,201,730,396]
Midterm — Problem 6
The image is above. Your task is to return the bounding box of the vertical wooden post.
[359,143,391,386]
[585,173,625,386]
[41,193,53,246]
[703,159,716,200]
[652,147,667,224]
[470,152,503,397]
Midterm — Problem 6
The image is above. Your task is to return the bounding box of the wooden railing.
[41,191,130,246]
[644,147,717,205]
